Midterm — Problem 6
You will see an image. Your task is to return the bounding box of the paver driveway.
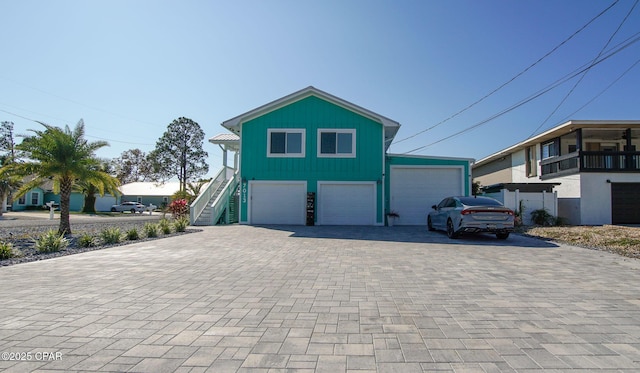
[1,225,639,372]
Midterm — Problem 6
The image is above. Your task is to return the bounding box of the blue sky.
[2,0,639,177]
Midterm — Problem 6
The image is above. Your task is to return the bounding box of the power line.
[0,75,162,129]
[0,107,223,160]
[557,57,640,123]
[403,34,640,154]
[392,0,620,145]
[528,0,639,138]
[0,108,155,146]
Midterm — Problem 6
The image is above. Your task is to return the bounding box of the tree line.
[0,117,209,236]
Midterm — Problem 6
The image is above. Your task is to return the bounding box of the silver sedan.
[428,196,514,239]
[110,201,146,214]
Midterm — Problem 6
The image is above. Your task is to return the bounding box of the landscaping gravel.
[0,214,199,267]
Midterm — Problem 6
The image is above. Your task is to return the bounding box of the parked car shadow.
[253,225,559,249]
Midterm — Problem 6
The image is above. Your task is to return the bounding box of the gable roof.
[221,86,401,150]
[475,120,640,167]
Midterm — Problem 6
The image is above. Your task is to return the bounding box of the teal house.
[192,87,473,226]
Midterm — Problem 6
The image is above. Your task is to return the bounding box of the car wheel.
[427,216,435,231]
[496,232,510,239]
[446,219,459,239]
[130,208,136,213]
[110,207,116,212]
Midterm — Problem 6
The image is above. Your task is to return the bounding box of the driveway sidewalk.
[0,225,639,372]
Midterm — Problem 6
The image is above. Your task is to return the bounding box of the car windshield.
[458,196,503,206]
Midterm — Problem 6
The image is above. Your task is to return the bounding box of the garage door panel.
[612,183,640,224]
[319,183,375,225]
[390,167,463,225]
[250,182,306,225]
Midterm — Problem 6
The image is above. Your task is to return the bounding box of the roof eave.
[475,120,640,166]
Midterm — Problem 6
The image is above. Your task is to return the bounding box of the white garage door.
[318,182,376,225]
[390,166,464,225]
[250,181,306,225]
[95,196,117,212]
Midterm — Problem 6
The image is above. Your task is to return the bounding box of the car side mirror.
[432,205,437,210]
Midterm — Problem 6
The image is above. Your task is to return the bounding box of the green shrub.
[101,227,122,244]
[0,241,15,259]
[174,217,189,232]
[530,209,559,226]
[78,233,96,248]
[144,223,158,238]
[158,219,172,234]
[34,230,69,253]
[126,228,139,240]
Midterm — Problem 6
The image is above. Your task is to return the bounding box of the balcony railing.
[540,151,640,179]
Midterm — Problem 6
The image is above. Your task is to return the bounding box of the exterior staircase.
[192,181,229,226]
[190,167,239,226]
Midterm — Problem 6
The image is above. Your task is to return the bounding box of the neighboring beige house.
[119,182,181,208]
[473,120,640,225]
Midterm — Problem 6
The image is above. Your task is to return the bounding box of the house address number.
[242,182,248,203]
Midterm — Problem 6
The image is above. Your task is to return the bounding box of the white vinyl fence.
[484,189,558,226]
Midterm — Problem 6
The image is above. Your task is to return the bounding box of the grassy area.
[523,225,640,259]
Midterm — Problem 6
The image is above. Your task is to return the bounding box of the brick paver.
[1,225,639,372]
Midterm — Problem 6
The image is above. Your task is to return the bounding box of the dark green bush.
[530,209,559,226]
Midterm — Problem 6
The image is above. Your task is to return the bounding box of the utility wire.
[528,0,639,138]
[0,108,155,146]
[0,75,161,129]
[557,57,640,123]
[404,34,640,154]
[392,0,620,145]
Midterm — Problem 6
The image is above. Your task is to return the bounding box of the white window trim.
[31,192,39,206]
[317,128,356,158]
[267,129,306,158]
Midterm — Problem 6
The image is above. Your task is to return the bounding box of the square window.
[318,129,356,157]
[268,129,305,157]
[18,196,25,205]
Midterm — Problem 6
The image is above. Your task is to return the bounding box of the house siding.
[11,188,45,211]
[239,95,384,224]
[473,154,513,186]
[43,192,84,212]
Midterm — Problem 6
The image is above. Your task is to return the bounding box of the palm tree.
[75,160,120,214]
[0,120,119,235]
